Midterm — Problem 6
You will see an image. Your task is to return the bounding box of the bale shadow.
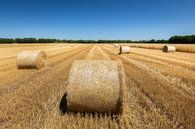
[59,92,68,115]
[17,66,40,70]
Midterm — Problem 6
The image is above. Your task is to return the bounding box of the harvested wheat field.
[0,44,195,129]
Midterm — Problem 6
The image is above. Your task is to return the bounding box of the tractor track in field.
[43,45,122,129]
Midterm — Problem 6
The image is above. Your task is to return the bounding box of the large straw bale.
[17,50,46,69]
[66,60,121,113]
[163,45,176,52]
[119,46,130,54]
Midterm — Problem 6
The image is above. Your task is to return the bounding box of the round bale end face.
[67,60,121,113]
[163,45,168,52]
[17,51,47,69]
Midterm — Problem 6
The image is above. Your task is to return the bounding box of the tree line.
[169,35,195,43]
[0,38,57,44]
[0,35,195,44]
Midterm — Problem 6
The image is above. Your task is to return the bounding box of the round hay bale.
[113,44,120,48]
[163,45,176,52]
[115,44,120,47]
[66,60,121,113]
[17,50,47,69]
[119,46,130,54]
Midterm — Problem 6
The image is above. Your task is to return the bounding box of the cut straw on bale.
[66,60,121,113]
[119,46,130,54]
[17,50,47,69]
[163,45,176,52]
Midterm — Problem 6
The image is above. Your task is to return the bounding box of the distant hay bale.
[17,50,47,69]
[66,60,121,113]
[119,46,130,54]
[114,44,120,48]
[163,45,176,52]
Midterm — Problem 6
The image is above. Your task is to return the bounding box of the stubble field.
[0,44,194,129]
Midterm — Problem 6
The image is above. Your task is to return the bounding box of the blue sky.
[0,0,195,40]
